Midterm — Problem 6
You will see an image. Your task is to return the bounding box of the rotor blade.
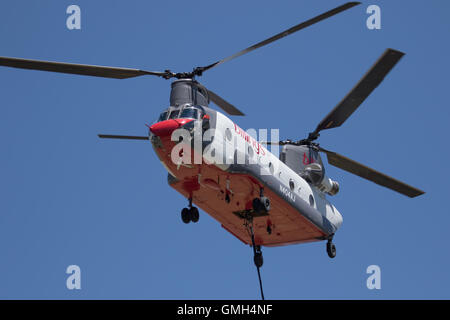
[318,147,424,198]
[207,89,245,116]
[260,141,281,145]
[0,57,169,79]
[313,49,405,135]
[196,2,361,74]
[98,134,149,140]
[260,141,292,146]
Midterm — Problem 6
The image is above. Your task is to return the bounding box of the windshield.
[179,107,199,119]
[168,110,180,119]
[157,111,168,122]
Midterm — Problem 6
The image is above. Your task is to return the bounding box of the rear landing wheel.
[326,241,336,259]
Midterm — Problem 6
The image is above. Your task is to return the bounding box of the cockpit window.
[157,111,168,122]
[168,110,180,119]
[179,107,199,119]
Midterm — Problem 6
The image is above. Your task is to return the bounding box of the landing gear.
[326,236,336,259]
[180,198,199,224]
[252,188,270,214]
[190,207,199,223]
[181,208,191,224]
[252,197,270,214]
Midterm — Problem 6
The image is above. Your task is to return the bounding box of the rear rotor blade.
[0,57,170,79]
[196,2,361,74]
[207,89,245,116]
[312,49,405,136]
[318,147,425,198]
[98,134,149,140]
[260,141,281,145]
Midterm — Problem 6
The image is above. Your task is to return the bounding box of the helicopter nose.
[150,119,180,137]
[149,119,194,137]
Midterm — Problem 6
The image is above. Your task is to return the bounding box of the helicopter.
[0,2,424,299]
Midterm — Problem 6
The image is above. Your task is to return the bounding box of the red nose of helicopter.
[149,118,193,137]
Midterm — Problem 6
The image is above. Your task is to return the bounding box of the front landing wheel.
[181,208,191,224]
[190,207,199,223]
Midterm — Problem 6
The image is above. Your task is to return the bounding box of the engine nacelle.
[301,163,339,196]
[317,176,340,196]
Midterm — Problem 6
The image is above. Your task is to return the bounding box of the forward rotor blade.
[196,2,361,74]
[207,89,245,116]
[318,147,424,198]
[260,141,292,146]
[313,49,405,135]
[98,134,149,140]
[0,57,169,79]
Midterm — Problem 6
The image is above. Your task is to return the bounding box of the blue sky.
[0,0,449,299]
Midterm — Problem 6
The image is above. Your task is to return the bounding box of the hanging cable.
[249,223,265,300]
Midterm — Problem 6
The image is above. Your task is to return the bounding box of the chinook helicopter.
[0,2,424,299]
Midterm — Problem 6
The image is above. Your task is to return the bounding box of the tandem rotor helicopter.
[0,2,424,299]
